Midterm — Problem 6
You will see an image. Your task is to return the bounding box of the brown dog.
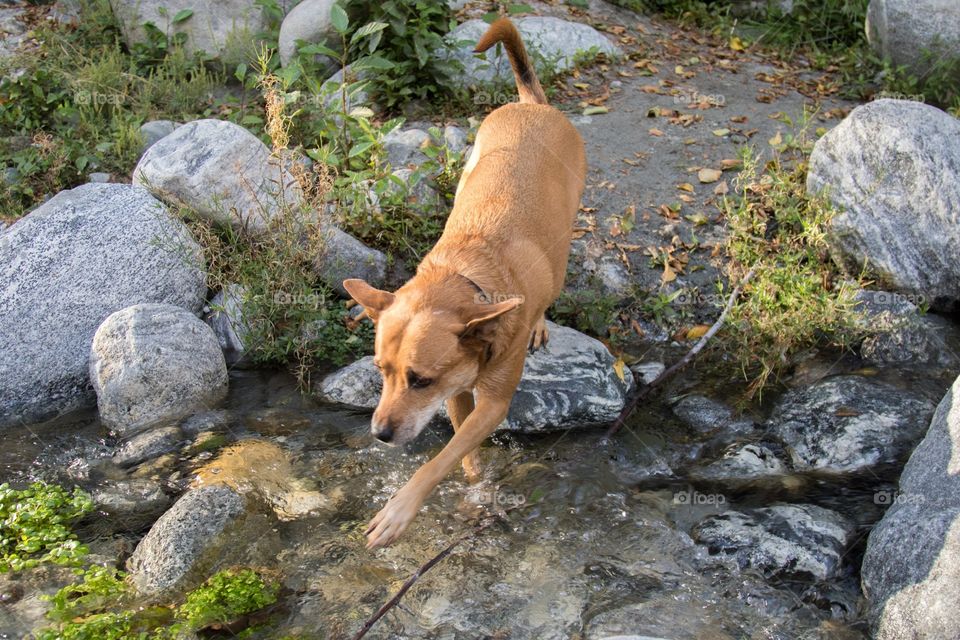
[343,17,586,548]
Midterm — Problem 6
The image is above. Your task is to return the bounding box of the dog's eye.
[407,371,433,389]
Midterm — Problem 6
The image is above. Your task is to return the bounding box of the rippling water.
[6,357,946,639]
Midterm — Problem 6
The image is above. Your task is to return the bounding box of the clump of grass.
[0,481,94,572]
[720,137,862,398]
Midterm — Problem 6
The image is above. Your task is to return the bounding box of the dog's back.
[438,19,587,302]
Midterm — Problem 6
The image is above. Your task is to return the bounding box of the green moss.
[0,482,94,572]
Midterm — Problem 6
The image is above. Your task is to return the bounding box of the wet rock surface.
[126,484,275,597]
[693,504,855,580]
[765,375,936,474]
[316,321,633,432]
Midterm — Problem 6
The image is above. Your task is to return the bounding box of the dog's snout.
[372,416,396,443]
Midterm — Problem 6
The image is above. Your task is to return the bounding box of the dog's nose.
[372,418,394,443]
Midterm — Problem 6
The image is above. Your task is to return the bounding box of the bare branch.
[605,268,756,439]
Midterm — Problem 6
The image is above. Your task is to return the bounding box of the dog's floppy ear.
[343,279,395,320]
[460,297,523,342]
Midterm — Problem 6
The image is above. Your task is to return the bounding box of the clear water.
[6,354,951,640]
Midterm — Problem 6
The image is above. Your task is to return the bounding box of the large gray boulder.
[127,484,274,596]
[134,119,302,235]
[440,17,621,88]
[766,375,935,474]
[861,374,960,639]
[807,100,960,313]
[0,184,206,429]
[109,0,267,63]
[315,322,633,432]
[693,504,854,580]
[90,304,228,436]
[278,0,339,69]
[867,0,960,82]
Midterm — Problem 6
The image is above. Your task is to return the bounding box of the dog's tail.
[473,18,547,105]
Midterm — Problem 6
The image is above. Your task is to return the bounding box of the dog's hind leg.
[446,391,483,482]
[528,314,550,352]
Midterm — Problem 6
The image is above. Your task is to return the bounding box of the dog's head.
[343,277,521,445]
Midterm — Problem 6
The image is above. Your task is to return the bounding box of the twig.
[605,268,756,439]
[350,512,509,640]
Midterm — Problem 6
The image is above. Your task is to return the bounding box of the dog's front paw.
[365,488,424,549]
[528,315,550,353]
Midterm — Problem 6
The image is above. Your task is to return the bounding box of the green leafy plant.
[340,0,462,109]
[36,610,145,640]
[0,481,94,572]
[550,279,621,338]
[45,565,130,623]
[178,568,280,630]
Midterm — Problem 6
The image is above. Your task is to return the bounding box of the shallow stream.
[3,353,953,639]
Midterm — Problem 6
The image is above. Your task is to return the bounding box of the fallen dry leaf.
[612,357,626,382]
[649,128,665,137]
[698,168,722,183]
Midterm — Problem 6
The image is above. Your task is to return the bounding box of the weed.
[720,137,862,398]
[0,0,227,219]
[45,565,130,623]
[551,278,621,338]
[0,481,93,572]
[38,566,278,639]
